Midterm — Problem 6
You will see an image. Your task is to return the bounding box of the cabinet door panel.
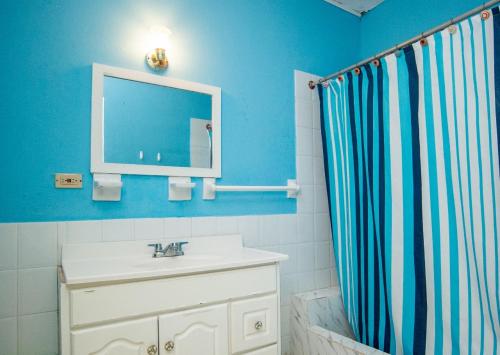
[231,294,278,353]
[71,317,158,355]
[159,304,228,355]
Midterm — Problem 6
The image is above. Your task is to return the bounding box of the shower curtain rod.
[309,0,500,88]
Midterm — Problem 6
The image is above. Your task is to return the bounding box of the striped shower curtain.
[319,7,500,355]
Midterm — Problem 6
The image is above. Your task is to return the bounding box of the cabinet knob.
[255,320,263,330]
[147,345,158,355]
[165,341,175,352]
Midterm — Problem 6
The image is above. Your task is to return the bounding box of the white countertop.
[61,235,288,286]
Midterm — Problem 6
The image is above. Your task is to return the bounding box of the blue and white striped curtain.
[319,7,500,355]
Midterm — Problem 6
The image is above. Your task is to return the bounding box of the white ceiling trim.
[324,0,384,17]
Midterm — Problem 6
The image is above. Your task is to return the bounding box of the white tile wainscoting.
[0,70,335,355]
[0,212,335,355]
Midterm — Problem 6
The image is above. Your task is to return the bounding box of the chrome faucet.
[148,242,189,258]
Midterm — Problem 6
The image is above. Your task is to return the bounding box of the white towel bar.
[203,178,299,200]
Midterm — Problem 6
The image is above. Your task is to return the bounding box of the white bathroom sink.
[61,235,288,285]
[133,254,226,269]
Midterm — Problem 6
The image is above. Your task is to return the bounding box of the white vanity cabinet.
[60,252,286,355]
[60,237,287,355]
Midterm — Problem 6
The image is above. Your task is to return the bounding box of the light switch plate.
[55,173,83,188]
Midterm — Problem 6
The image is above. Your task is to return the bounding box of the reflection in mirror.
[103,76,213,168]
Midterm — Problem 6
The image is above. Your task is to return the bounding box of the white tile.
[18,223,58,268]
[297,243,315,272]
[280,214,298,244]
[19,312,58,355]
[238,216,260,248]
[297,214,314,243]
[259,215,281,246]
[294,70,315,101]
[297,185,314,214]
[282,335,291,355]
[0,224,17,270]
[18,267,57,315]
[64,220,102,243]
[314,185,329,213]
[315,242,331,269]
[295,271,315,292]
[0,317,17,355]
[102,219,133,242]
[313,128,323,158]
[164,217,191,238]
[312,101,321,129]
[314,213,331,241]
[313,157,326,186]
[296,155,314,185]
[331,267,339,286]
[280,274,297,306]
[296,126,313,156]
[134,218,163,240]
[329,240,336,268]
[191,216,218,237]
[0,270,17,318]
[295,99,313,128]
[260,245,280,254]
[315,269,332,289]
[311,82,320,102]
[279,244,297,275]
[216,216,239,235]
[280,305,290,337]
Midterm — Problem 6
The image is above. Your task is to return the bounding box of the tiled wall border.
[0,212,335,354]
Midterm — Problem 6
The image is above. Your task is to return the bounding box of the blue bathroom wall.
[0,0,360,222]
[104,76,211,167]
[360,0,486,58]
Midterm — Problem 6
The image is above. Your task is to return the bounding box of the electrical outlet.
[55,173,83,189]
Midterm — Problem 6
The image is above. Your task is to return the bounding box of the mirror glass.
[103,76,213,168]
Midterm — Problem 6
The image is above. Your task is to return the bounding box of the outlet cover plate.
[55,173,83,189]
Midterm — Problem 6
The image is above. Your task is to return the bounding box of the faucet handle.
[173,241,189,255]
[148,243,163,252]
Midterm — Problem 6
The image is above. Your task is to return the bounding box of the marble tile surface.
[291,287,388,355]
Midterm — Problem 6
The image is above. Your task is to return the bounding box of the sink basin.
[133,254,226,269]
[61,236,289,285]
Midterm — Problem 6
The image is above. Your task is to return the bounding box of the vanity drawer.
[69,264,277,327]
[230,294,278,353]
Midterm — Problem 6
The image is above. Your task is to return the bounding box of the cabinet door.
[243,344,278,355]
[71,317,158,355]
[159,304,228,355]
[231,294,278,353]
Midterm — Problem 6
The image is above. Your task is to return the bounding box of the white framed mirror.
[91,63,221,177]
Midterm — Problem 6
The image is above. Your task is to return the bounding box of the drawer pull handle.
[147,345,158,355]
[255,321,263,330]
[165,341,175,351]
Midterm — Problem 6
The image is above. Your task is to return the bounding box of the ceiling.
[324,0,384,17]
